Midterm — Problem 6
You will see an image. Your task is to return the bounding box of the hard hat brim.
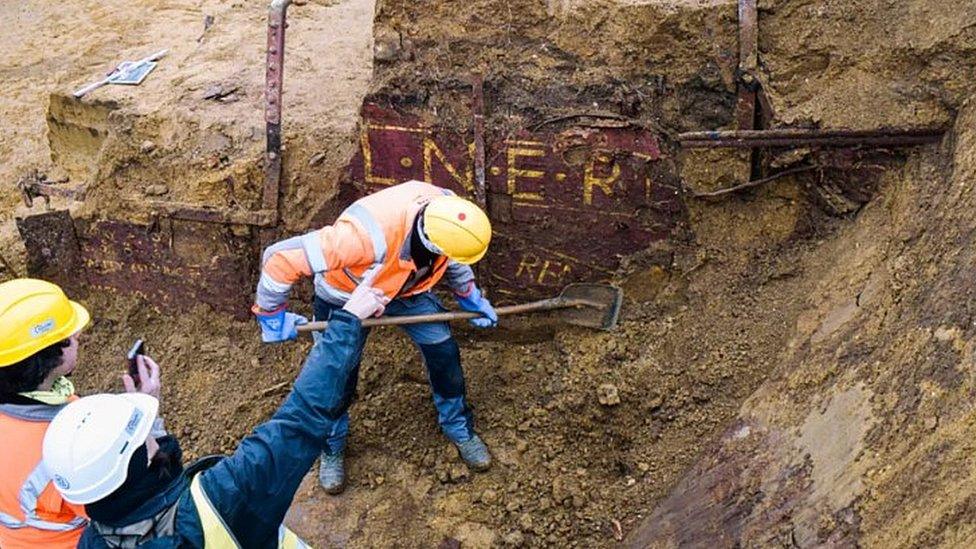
[448,246,488,265]
[58,394,159,505]
[69,300,91,338]
[0,298,91,368]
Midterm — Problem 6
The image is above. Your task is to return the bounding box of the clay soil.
[3,0,976,548]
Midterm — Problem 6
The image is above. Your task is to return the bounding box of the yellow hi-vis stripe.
[189,475,311,548]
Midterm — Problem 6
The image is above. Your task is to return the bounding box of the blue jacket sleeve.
[443,260,475,293]
[197,310,364,547]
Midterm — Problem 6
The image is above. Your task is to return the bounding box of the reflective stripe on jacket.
[0,400,86,548]
[77,461,311,548]
[189,476,308,548]
[256,180,475,310]
[79,311,366,548]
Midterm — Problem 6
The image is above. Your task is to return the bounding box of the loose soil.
[3,0,976,548]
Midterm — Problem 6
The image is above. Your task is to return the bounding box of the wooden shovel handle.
[296,297,601,332]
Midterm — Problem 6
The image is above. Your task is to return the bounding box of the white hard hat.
[42,393,159,504]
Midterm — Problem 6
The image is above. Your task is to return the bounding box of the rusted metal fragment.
[344,104,684,301]
[20,181,87,208]
[75,218,256,317]
[16,210,82,291]
[17,169,86,208]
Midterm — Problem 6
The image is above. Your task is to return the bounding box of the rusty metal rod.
[263,0,293,222]
[680,134,942,149]
[735,0,758,130]
[678,127,945,142]
[737,0,758,75]
[689,165,817,198]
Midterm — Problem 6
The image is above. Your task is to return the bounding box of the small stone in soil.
[597,383,621,406]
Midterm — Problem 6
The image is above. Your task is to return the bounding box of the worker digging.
[0,279,182,549]
[253,179,496,494]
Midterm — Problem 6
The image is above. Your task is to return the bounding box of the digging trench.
[3,0,976,547]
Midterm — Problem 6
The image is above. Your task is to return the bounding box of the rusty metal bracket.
[264,0,297,224]
[17,170,86,208]
[677,127,945,148]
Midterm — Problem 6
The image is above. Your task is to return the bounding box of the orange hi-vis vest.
[261,181,455,304]
[0,399,86,548]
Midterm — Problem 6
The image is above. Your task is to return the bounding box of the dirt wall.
[760,0,976,128]
[0,0,374,278]
[626,94,976,548]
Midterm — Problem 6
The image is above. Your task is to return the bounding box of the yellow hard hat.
[423,196,492,265]
[0,279,90,367]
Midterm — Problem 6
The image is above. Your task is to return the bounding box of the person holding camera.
[41,274,389,547]
[0,279,161,548]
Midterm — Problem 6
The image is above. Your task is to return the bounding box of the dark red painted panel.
[75,219,256,317]
[345,103,685,301]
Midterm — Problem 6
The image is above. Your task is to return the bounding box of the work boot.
[455,434,491,472]
[319,450,346,495]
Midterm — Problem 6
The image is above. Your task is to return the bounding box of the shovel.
[296,283,623,334]
[73,49,169,98]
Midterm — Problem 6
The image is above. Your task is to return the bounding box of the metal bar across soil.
[678,127,946,141]
[680,134,943,149]
[20,182,87,207]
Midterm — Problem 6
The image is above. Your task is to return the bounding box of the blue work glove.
[454,283,498,328]
[252,304,309,343]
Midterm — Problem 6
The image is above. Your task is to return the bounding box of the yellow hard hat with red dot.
[422,196,492,265]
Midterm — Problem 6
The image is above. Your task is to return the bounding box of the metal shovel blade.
[111,60,158,85]
[555,283,623,331]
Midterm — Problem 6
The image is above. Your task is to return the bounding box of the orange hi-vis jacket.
[255,181,475,310]
[0,399,86,548]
